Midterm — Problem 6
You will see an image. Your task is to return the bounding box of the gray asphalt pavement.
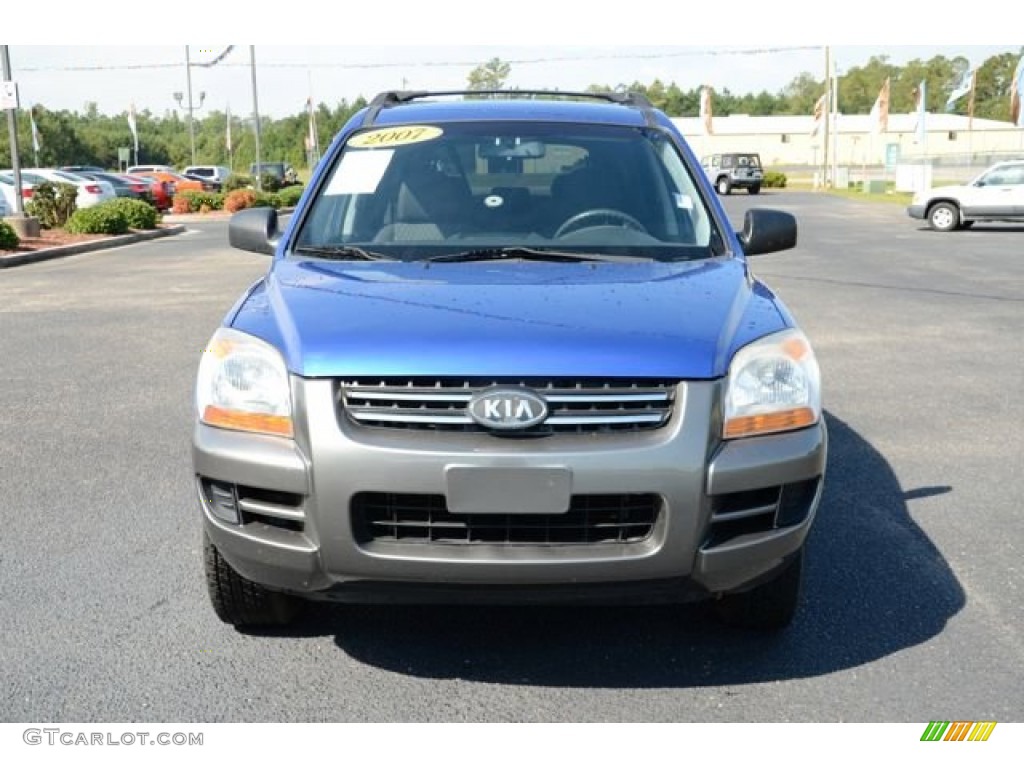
[1,194,1021,722]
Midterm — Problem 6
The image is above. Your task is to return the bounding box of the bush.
[223,174,251,192]
[0,219,20,249]
[259,172,282,193]
[277,185,304,207]
[25,181,78,229]
[224,189,257,213]
[65,206,129,235]
[252,192,282,209]
[167,191,223,214]
[105,198,160,229]
[172,195,192,215]
[763,171,787,189]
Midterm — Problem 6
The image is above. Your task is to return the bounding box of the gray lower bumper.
[194,378,826,602]
[907,204,927,219]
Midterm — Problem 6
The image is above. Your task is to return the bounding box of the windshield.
[293,121,720,261]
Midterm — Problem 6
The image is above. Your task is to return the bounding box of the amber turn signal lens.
[203,405,294,438]
[723,407,816,439]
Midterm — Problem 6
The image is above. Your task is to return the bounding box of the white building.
[672,113,1024,169]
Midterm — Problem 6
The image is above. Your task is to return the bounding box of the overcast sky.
[5,2,1018,119]
[7,45,1016,120]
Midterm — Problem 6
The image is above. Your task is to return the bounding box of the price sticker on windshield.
[348,125,443,148]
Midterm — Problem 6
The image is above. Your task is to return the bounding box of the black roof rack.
[362,90,656,127]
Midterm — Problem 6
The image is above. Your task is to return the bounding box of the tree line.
[2,49,1021,170]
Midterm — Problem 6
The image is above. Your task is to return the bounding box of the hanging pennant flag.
[1010,55,1024,127]
[810,92,827,136]
[945,65,976,112]
[127,103,139,155]
[29,106,42,153]
[699,86,714,135]
[869,77,890,134]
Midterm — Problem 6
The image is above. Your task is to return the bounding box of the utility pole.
[250,46,262,192]
[822,46,831,188]
[1,45,26,215]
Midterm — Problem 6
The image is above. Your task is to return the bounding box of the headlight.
[195,328,293,438]
[723,329,821,439]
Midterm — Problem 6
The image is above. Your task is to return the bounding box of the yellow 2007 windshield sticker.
[348,125,443,149]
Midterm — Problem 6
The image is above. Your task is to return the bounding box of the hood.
[229,258,788,379]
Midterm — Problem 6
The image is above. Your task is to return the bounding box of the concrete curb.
[0,225,187,269]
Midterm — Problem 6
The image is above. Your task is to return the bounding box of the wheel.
[928,202,960,232]
[204,531,300,627]
[554,208,648,238]
[748,184,761,195]
[716,177,732,195]
[713,549,803,630]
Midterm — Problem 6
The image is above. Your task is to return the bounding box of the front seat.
[374,160,472,242]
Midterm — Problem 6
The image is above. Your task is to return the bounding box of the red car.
[120,173,172,212]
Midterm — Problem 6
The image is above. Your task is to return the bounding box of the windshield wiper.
[292,245,396,261]
[425,247,646,264]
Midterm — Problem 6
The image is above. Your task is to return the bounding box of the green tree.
[467,58,511,91]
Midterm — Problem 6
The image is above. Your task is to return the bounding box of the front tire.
[204,532,301,628]
[716,177,732,195]
[713,549,804,630]
[748,184,761,195]
[928,202,960,232]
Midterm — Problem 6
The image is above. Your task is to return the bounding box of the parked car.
[127,164,175,175]
[249,162,299,187]
[907,160,1024,231]
[133,170,204,196]
[61,165,107,173]
[197,90,825,631]
[74,170,155,205]
[701,153,764,195]
[0,173,34,212]
[182,165,232,190]
[15,168,116,208]
[120,174,173,212]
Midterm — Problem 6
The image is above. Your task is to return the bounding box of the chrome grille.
[340,378,677,434]
[352,492,661,545]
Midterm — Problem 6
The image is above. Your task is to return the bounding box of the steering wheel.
[554,208,648,239]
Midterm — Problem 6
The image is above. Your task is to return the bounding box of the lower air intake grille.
[352,492,661,546]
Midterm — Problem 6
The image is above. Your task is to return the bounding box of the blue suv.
[194,91,826,630]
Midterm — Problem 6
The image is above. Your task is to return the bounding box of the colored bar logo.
[921,722,997,741]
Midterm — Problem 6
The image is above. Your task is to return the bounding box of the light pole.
[250,46,262,192]
[174,46,206,166]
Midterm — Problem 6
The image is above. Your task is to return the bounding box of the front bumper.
[194,378,826,602]
[907,204,927,220]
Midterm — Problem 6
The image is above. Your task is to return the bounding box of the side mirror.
[228,207,279,256]
[738,208,797,256]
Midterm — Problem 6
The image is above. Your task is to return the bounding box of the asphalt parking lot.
[1,192,1021,722]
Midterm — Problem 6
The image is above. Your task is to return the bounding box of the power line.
[17,46,822,73]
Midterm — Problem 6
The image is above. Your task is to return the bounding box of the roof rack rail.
[362,90,655,126]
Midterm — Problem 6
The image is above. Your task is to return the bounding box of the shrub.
[763,171,787,189]
[224,189,257,213]
[25,181,78,229]
[105,198,160,229]
[179,190,224,212]
[172,195,193,215]
[252,192,282,209]
[0,219,20,249]
[277,185,304,207]
[65,206,129,235]
[259,172,282,193]
[223,174,251,192]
